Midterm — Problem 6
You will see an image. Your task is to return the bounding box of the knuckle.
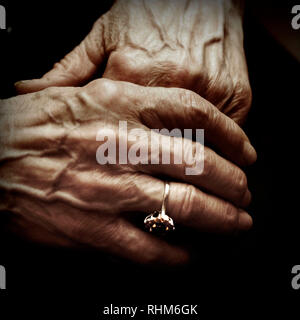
[201,150,214,179]
[224,116,245,150]
[183,140,197,172]
[175,184,197,222]
[198,99,212,124]
[205,105,219,130]
[177,89,198,108]
[87,78,120,104]
[53,46,84,76]
[235,172,248,200]
[95,78,118,94]
[53,59,69,73]
[59,52,74,70]
[222,203,239,232]
[177,89,211,123]
[106,51,142,81]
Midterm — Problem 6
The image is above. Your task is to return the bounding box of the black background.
[0,0,299,318]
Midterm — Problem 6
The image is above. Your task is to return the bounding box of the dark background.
[0,0,299,318]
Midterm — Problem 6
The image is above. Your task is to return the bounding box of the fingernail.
[14,80,32,87]
[238,210,253,230]
[243,141,257,165]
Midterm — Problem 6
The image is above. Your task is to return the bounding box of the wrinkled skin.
[0,79,256,265]
[16,0,252,124]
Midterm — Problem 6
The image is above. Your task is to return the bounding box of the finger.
[4,165,187,265]
[167,181,253,233]
[15,186,188,265]
[97,219,190,265]
[117,175,253,233]
[87,107,250,207]
[68,168,252,234]
[119,83,257,166]
[15,17,107,94]
[132,131,251,207]
[14,127,250,209]
[72,212,189,265]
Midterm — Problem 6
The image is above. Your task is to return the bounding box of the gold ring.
[144,182,175,233]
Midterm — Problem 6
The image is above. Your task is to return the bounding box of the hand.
[0,79,255,265]
[15,0,252,125]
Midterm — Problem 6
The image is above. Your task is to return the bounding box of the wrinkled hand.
[0,79,255,265]
[15,0,252,124]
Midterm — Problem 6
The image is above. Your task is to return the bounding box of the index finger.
[125,84,257,166]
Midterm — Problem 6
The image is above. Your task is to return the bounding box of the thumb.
[15,19,106,94]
